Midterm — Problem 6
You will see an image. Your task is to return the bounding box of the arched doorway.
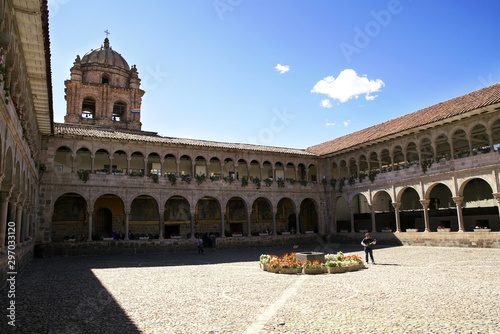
[94,207,112,239]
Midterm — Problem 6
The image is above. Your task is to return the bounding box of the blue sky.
[48,0,500,149]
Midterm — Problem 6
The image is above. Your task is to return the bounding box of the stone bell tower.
[63,37,145,131]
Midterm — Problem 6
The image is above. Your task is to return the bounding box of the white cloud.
[320,99,332,109]
[311,69,384,103]
[325,121,335,127]
[343,120,351,127]
[274,64,290,74]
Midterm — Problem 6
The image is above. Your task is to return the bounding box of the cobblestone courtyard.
[1,244,499,333]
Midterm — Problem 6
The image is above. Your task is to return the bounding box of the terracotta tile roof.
[306,83,500,156]
[53,123,315,156]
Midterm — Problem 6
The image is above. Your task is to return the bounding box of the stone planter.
[327,266,346,274]
[267,266,280,273]
[279,268,299,274]
[474,228,491,232]
[303,267,323,275]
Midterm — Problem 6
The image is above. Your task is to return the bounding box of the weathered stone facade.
[2,0,500,291]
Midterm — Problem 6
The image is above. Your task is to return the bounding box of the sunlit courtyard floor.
[1,243,499,333]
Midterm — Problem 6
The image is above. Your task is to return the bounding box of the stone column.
[126,157,131,174]
[108,156,113,174]
[71,153,76,173]
[124,211,130,240]
[190,210,195,238]
[221,211,226,238]
[143,158,148,175]
[452,196,465,232]
[272,210,277,236]
[246,210,252,237]
[392,202,401,232]
[493,193,500,225]
[420,199,431,232]
[91,154,95,173]
[87,210,93,241]
[420,199,430,232]
[159,158,164,177]
[220,162,225,178]
[158,209,164,239]
[296,212,301,234]
[0,190,13,252]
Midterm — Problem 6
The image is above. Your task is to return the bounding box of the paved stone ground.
[1,243,499,334]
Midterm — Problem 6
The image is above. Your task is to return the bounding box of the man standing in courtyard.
[196,234,204,255]
[361,232,376,264]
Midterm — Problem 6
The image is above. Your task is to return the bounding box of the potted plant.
[167,173,177,185]
[264,178,273,187]
[252,177,261,189]
[241,176,248,187]
[277,178,285,188]
[77,169,90,183]
[195,173,206,185]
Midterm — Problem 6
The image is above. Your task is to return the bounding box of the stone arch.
[489,117,500,151]
[207,156,221,179]
[195,195,221,236]
[251,197,273,232]
[226,196,248,235]
[112,100,127,121]
[236,158,248,180]
[163,153,177,175]
[469,123,490,155]
[285,162,295,179]
[74,147,91,172]
[54,146,73,174]
[419,136,434,162]
[179,154,192,178]
[51,192,88,242]
[435,132,451,160]
[451,127,469,158]
[274,161,285,180]
[299,198,318,233]
[276,197,296,233]
[249,159,260,179]
[406,141,419,165]
[308,163,317,182]
[129,194,159,239]
[81,96,97,119]
[164,195,191,238]
[393,144,404,169]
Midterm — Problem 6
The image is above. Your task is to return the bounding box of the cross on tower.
[104,29,110,38]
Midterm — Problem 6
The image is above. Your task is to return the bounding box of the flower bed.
[259,251,364,275]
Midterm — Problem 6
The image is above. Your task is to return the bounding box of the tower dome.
[80,38,130,71]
